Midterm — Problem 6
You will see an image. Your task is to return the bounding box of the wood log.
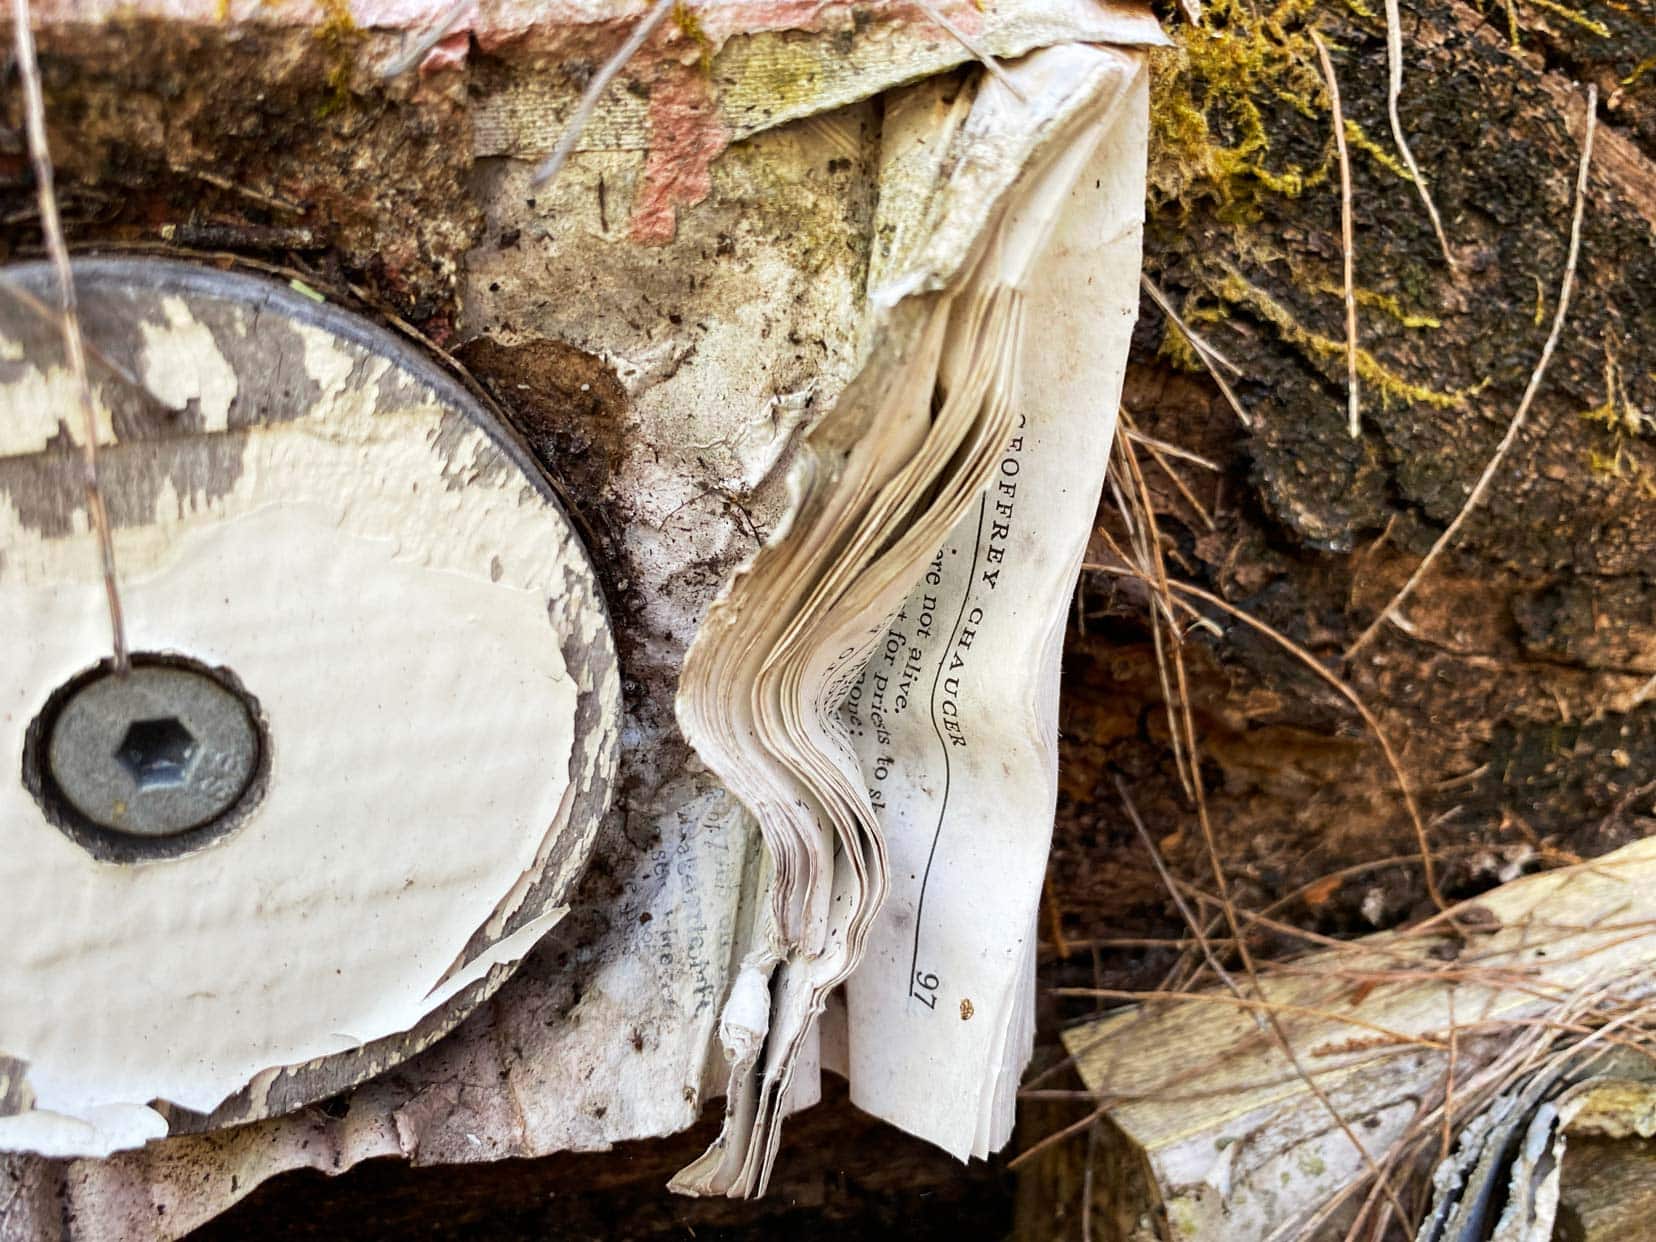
[1062,837,1656,1239]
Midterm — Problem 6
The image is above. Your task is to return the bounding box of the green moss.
[1474,0,1610,46]
[673,0,714,75]
[1580,351,1645,436]
[1145,0,1583,428]
[1313,283,1443,328]
[313,0,362,119]
[1156,288,1240,372]
[1577,350,1654,495]
[1159,318,1205,371]
[1147,0,1333,221]
[1344,118,1414,181]
[1524,0,1612,38]
[1585,442,1656,498]
[1168,1196,1203,1237]
[1217,269,1473,409]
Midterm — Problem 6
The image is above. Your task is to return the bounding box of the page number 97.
[912,970,940,1010]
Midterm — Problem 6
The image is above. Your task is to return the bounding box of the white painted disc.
[0,260,619,1156]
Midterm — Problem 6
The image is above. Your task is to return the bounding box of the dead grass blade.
[1101,447,1193,798]
[1122,412,1215,530]
[1140,274,1242,376]
[1140,274,1254,429]
[529,0,677,189]
[380,0,474,78]
[1311,31,1360,439]
[1123,426,1221,472]
[1085,565,1449,914]
[1384,0,1455,268]
[913,0,1026,101]
[1106,436,1415,1225]
[1117,775,1244,998]
[1007,1102,1111,1168]
[0,275,139,386]
[11,0,128,672]
[1052,986,1450,1051]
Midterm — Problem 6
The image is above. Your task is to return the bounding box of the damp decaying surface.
[188,1081,1015,1242]
[0,0,1653,1236]
[2,12,884,1237]
[0,22,478,322]
[1049,0,1656,987]
[1030,0,1656,1234]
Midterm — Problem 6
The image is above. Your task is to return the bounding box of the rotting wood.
[1346,81,1600,659]
[1062,836,1656,1240]
[1054,0,1656,954]
[1557,1132,1656,1242]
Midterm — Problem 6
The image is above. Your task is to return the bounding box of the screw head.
[116,716,199,789]
[43,663,261,839]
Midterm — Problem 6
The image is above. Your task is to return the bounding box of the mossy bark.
[1047,1,1656,1233]
[1051,0,1656,965]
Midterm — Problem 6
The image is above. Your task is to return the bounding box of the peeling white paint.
[0,289,612,1158]
[138,296,238,432]
[0,1102,168,1160]
[0,359,117,453]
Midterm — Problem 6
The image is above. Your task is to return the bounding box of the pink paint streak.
[419,29,471,73]
[31,0,989,48]
[628,63,729,245]
[31,0,1090,242]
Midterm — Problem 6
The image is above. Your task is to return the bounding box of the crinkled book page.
[674,43,1149,1191]
[842,51,1148,1159]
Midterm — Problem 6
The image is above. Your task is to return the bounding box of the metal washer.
[44,659,263,839]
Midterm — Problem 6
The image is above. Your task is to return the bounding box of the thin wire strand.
[529,0,677,189]
[380,0,474,79]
